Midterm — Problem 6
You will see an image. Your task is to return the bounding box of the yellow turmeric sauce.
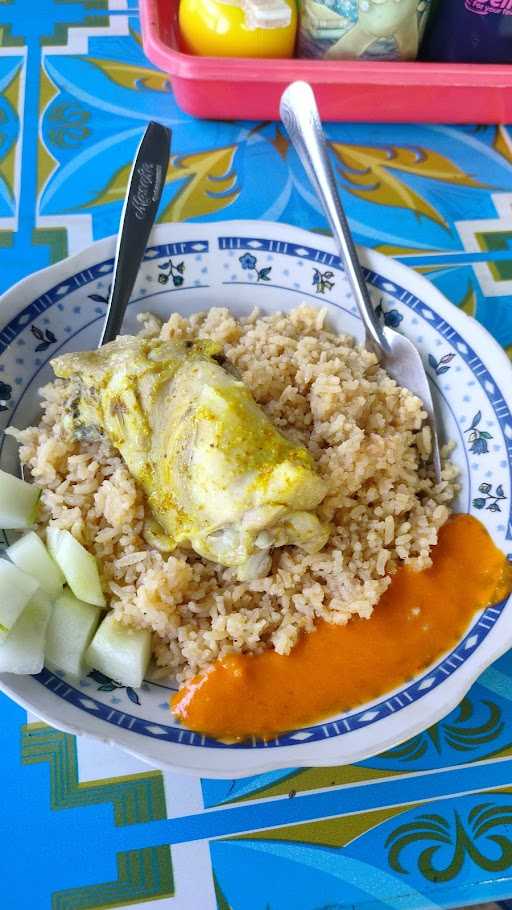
[171,515,512,741]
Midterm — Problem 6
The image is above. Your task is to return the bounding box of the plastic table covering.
[3,2,512,909]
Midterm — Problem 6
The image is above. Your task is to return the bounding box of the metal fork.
[280,81,442,482]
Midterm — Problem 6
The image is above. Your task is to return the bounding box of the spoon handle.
[99,121,171,347]
[280,81,389,357]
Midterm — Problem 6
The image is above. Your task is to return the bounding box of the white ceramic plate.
[0,221,511,778]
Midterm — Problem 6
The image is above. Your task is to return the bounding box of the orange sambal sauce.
[172,515,512,742]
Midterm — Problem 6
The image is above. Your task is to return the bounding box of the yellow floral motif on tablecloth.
[493,125,512,167]
[38,63,59,194]
[331,143,484,228]
[87,146,240,221]
[88,58,170,93]
[0,61,21,204]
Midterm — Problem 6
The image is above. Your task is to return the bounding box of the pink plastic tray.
[141,0,512,123]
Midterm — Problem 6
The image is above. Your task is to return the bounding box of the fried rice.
[9,304,457,683]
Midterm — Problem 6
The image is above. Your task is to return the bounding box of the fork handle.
[99,121,171,347]
[280,82,390,357]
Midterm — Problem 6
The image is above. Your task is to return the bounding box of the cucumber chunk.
[0,590,52,674]
[0,559,39,641]
[45,589,102,678]
[0,468,40,529]
[46,528,105,607]
[7,531,65,598]
[45,526,63,560]
[85,612,151,688]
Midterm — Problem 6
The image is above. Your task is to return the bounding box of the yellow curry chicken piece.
[52,336,328,579]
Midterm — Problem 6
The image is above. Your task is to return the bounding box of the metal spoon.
[18,121,170,481]
[99,120,171,346]
[280,81,442,482]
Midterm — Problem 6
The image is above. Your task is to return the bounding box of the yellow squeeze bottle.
[179,0,297,58]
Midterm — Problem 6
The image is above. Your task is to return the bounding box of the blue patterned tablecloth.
[3,2,512,909]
